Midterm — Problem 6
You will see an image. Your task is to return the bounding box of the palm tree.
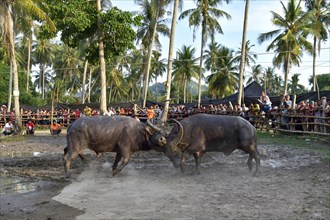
[96,0,107,113]
[150,50,167,101]
[126,49,144,101]
[246,64,263,85]
[233,40,257,70]
[204,42,222,76]
[33,37,55,99]
[288,73,305,95]
[263,67,275,93]
[206,45,238,98]
[304,0,330,92]
[161,0,182,122]
[258,0,313,95]
[179,0,231,108]
[108,68,128,103]
[135,0,170,108]
[150,51,167,82]
[272,74,284,95]
[0,0,55,131]
[15,14,38,94]
[172,45,200,103]
[237,0,250,106]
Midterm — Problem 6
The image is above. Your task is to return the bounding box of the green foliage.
[0,63,46,106]
[309,74,330,91]
[0,64,10,103]
[45,1,142,64]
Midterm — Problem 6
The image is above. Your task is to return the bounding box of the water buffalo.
[149,114,260,176]
[64,116,162,177]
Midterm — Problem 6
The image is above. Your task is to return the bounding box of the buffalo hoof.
[112,169,121,176]
[252,170,260,177]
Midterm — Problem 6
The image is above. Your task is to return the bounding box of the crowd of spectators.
[1,94,329,136]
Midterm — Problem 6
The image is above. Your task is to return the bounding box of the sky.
[112,0,330,90]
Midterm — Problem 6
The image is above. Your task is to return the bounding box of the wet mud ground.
[0,130,329,219]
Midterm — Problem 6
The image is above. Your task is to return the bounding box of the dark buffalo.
[149,114,260,176]
[64,116,161,176]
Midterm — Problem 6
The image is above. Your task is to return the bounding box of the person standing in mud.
[50,120,62,136]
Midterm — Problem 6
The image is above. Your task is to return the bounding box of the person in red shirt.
[25,120,35,135]
[74,109,81,119]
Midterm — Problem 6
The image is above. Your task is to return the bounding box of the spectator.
[146,106,155,122]
[259,91,272,113]
[283,95,292,111]
[84,106,92,116]
[50,120,62,136]
[25,120,35,135]
[2,121,13,136]
[74,108,81,119]
[281,94,292,129]
[104,106,115,116]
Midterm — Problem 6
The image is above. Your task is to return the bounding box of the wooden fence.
[1,111,329,136]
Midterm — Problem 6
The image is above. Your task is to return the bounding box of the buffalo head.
[147,119,183,169]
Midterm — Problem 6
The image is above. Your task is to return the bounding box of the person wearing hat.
[50,120,62,136]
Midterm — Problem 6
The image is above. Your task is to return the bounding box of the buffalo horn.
[172,119,184,146]
[147,119,162,131]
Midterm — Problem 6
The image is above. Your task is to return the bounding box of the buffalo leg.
[112,151,122,172]
[193,152,204,175]
[254,150,261,176]
[63,150,79,177]
[180,152,189,173]
[247,150,260,176]
[113,150,130,176]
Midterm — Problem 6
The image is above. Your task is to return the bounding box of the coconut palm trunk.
[238,0,250,106]
[197,23,205,109]
[97,0,107,114]
[284,52,291,95]
[312,36,317,91]
[8,62,13,111]
[26,38,31,93]
[142,10,159,108]
[88,67,92,103]
[161,0,179,122]
[82,60,88,104]
[6,9,21,130]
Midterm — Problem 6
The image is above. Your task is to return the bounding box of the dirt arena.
[0,131,329,219]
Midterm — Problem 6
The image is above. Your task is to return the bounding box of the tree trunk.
[88,67,92,103]
[82,60,88,104]
[26,38,31,93]
[183,78,187,104]
[284,52,291,95]
[238,0,250,106]
[197,24,205,109]
[6,9,21,130]
[312,36,317,92]
[97,0,107,114]
[142,6,159,108]
[8,62,13,111]
[42,64,45,99]
[161,0,179,122]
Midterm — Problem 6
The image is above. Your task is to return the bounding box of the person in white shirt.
[104,107,116,116]
[2,121,13,136]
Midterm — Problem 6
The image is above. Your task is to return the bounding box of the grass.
[257,131,330,162]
